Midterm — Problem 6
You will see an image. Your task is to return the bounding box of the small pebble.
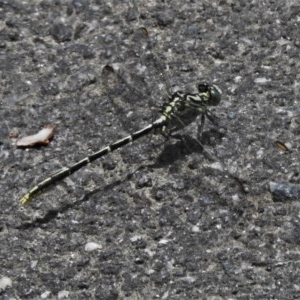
[269,181,300,202]
[84,242,102,252]
[0,276,12,291]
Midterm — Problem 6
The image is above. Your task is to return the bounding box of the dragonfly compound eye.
[208,85,222,106]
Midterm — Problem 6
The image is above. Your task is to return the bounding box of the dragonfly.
[19,28,223,205]
[19,82,222,204]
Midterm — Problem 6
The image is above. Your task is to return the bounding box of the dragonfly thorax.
[156,83,222,134]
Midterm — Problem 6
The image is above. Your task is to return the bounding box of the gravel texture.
[1,0,300,299]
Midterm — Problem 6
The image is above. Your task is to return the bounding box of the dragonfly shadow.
[16,180,123,230]
[152,128,225,168]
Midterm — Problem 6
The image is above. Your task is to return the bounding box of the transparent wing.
[134,27,174,101]
[101,27,174,133]
[101,62,154,133]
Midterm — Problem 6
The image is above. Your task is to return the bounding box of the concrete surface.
[1,0,300,299]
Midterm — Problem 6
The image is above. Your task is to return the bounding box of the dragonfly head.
[198,83,222,106]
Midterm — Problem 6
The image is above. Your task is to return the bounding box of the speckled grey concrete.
[1,1,300,299]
